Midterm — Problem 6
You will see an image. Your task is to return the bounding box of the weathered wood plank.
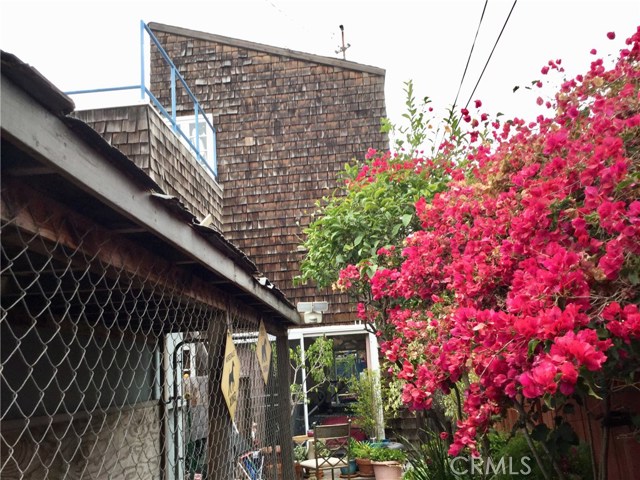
[275,328,295,480]
[1,176,227,314]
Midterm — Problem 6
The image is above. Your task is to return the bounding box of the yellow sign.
[221,329,240,419]
[256,320,272,385]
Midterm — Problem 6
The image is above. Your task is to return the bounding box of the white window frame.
[174,113,216,177]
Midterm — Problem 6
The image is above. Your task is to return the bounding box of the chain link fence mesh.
[1,199,288,479]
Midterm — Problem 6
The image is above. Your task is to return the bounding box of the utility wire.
[452,0,489,112]
[464,0,518,109]
[432,0,488,155]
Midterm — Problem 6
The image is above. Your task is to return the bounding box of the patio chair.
[298,420,351,480]
[238,450,264,480]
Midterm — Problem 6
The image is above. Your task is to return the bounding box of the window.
[175,113,217,177]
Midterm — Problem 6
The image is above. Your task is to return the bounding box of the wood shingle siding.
[74,105,224,229]
[149,23,389,323]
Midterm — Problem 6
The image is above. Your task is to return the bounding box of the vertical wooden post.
[207,310,233,478]
[275,327,295,480]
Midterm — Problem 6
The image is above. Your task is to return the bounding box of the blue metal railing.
[66,21,218,178]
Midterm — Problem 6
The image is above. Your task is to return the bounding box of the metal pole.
[194,102,200,159]
[212,129,218,177]
[171,67,177,130]
[173,348,180,480]
[140,20,146,100]
[300,336,309,434]
[172,338,206,480]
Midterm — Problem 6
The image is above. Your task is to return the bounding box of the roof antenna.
[335,25,351,60]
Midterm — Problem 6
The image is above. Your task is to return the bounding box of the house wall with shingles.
[149,23,389,323]
[75,105,224,229]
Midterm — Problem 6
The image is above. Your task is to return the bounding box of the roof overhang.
[1,52,302,327]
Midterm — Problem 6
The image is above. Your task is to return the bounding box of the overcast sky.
[1,0,638,132]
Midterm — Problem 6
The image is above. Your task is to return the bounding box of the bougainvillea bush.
[369,26,640,462]
[325,28,640,478]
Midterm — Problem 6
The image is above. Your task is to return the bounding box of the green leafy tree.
[289,336,334,416]
[297,80,480,337]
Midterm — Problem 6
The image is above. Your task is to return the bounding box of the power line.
[452,0,489,112]
[264,0,289,20]
[432,0,488,155]
[464,0,518,109]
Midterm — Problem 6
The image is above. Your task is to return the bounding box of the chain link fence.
[1,196,289,479]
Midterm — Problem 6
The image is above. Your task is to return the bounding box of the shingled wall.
[74,105,224,229]
[148,23,389,322]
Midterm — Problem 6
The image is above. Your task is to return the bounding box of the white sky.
[1,0,639,132]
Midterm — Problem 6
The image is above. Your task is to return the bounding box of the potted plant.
[369,447,406,480]
[351,440,375,477]
[293,444,307,479]
[347,370,383,439]
[339,458,358,477]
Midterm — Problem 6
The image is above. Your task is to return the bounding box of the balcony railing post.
[140,20,146,100]
[194,102,200,159]
[171,67,177,131]
[212,129,218,176]
[76,21,219,180]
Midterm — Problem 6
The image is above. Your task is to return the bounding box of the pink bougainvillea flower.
[607,31,616,39]
[350,25,640,458]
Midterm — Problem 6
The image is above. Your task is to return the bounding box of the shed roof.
[148,22,386,76]
[1,50,301,327]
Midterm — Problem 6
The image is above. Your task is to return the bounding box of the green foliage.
[348,370,383,438]
[402,431,479,480]
[381,80,431,154]
[297,155,447,290]
[490,432,542,480]
[351,439,376,460]
[490,430,593,480]
[297,79,474,298]
[297,80,455,292]
[402,429,592,480]
[381,374,404,421]
[314,440,331,458]
[370,447,407,463]
[335,351,358,379]
[289,336,335,416]
[293,444,308,462]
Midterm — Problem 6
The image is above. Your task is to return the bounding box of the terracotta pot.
[355,458,375,477]
[371,460,403,480]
